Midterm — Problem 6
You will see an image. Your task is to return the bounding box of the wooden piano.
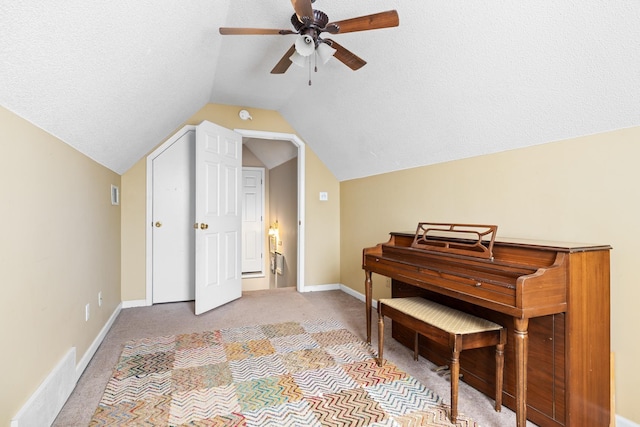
[362,223,611,427]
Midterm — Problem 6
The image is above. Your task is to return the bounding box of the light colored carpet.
[54,288,533,426]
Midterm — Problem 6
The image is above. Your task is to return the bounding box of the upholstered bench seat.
[377,296,506,423]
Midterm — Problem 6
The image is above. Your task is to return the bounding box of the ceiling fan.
[219,0,399,76]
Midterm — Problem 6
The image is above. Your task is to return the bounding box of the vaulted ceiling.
[1,1,638,181]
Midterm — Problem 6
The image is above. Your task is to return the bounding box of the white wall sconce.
[268,221,279,239]
[239,109,252,121]
[268,221,279,253]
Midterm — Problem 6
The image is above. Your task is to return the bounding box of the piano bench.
[377,296,506,424]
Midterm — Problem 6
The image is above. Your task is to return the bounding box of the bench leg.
[377,313,384,366]
[414,332,419,361]
[495,342,505,412]
[450,348,460,423]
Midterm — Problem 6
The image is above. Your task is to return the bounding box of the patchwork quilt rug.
[90,319,477,426]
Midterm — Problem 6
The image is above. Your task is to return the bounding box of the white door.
[242,168,264,273]
[152,129,195,303]
[194,121,243,315]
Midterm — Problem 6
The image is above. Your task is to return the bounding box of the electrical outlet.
[385,278,391,288]
[98,291,102,307]
[85,303,90,321]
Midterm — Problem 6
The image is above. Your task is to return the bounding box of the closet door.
[152,128,195,303]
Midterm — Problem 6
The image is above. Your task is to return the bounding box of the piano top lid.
[392,231,611,253]
[492,236,612,252]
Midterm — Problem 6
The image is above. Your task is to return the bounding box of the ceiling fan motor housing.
[291,9,330,34]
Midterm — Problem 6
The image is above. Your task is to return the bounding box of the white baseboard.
[617,415,640,427]
[76,303,122,379]
[339,284,377,308]
[11,303,121,427]
[122,298,148,308]
[292,282,378,308]
[302,283,341,292]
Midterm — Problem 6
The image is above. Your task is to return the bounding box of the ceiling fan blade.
[328,10,399,34]
[219,27,296,35]
[271,44,297,74]
[325,39,367,71]
[290,0,314,23]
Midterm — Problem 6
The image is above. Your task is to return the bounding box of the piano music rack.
[411,222,498,260]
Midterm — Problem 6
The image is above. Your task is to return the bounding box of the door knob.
[155,221,162,227]
[200,223,209,230]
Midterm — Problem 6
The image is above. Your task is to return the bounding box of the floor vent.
[11,348,76,427]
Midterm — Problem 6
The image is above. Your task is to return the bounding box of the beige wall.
[305,148,341,285]
[0,106,121,425]
[121,159,146,301]
[269,157,298,288]
[120,103,340,297]
[340,126,640,423]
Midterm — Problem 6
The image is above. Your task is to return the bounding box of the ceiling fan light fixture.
[289,51,308,68]
[316,42,336,64]
[294,34,315,57]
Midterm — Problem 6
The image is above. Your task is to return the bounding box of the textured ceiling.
[1,1,639,180]
[245,138,297,170]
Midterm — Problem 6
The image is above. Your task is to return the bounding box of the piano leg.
[450,347,461,423]
[365,270,372,343]
[514,318,529,427]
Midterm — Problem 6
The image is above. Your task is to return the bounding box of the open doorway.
[235,129,306,293]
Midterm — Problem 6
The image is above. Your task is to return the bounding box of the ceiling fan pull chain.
[308,58,312,86]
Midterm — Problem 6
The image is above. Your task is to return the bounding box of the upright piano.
[362,223,611,427]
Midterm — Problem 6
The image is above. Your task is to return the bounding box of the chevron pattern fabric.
[90,319,478,426]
